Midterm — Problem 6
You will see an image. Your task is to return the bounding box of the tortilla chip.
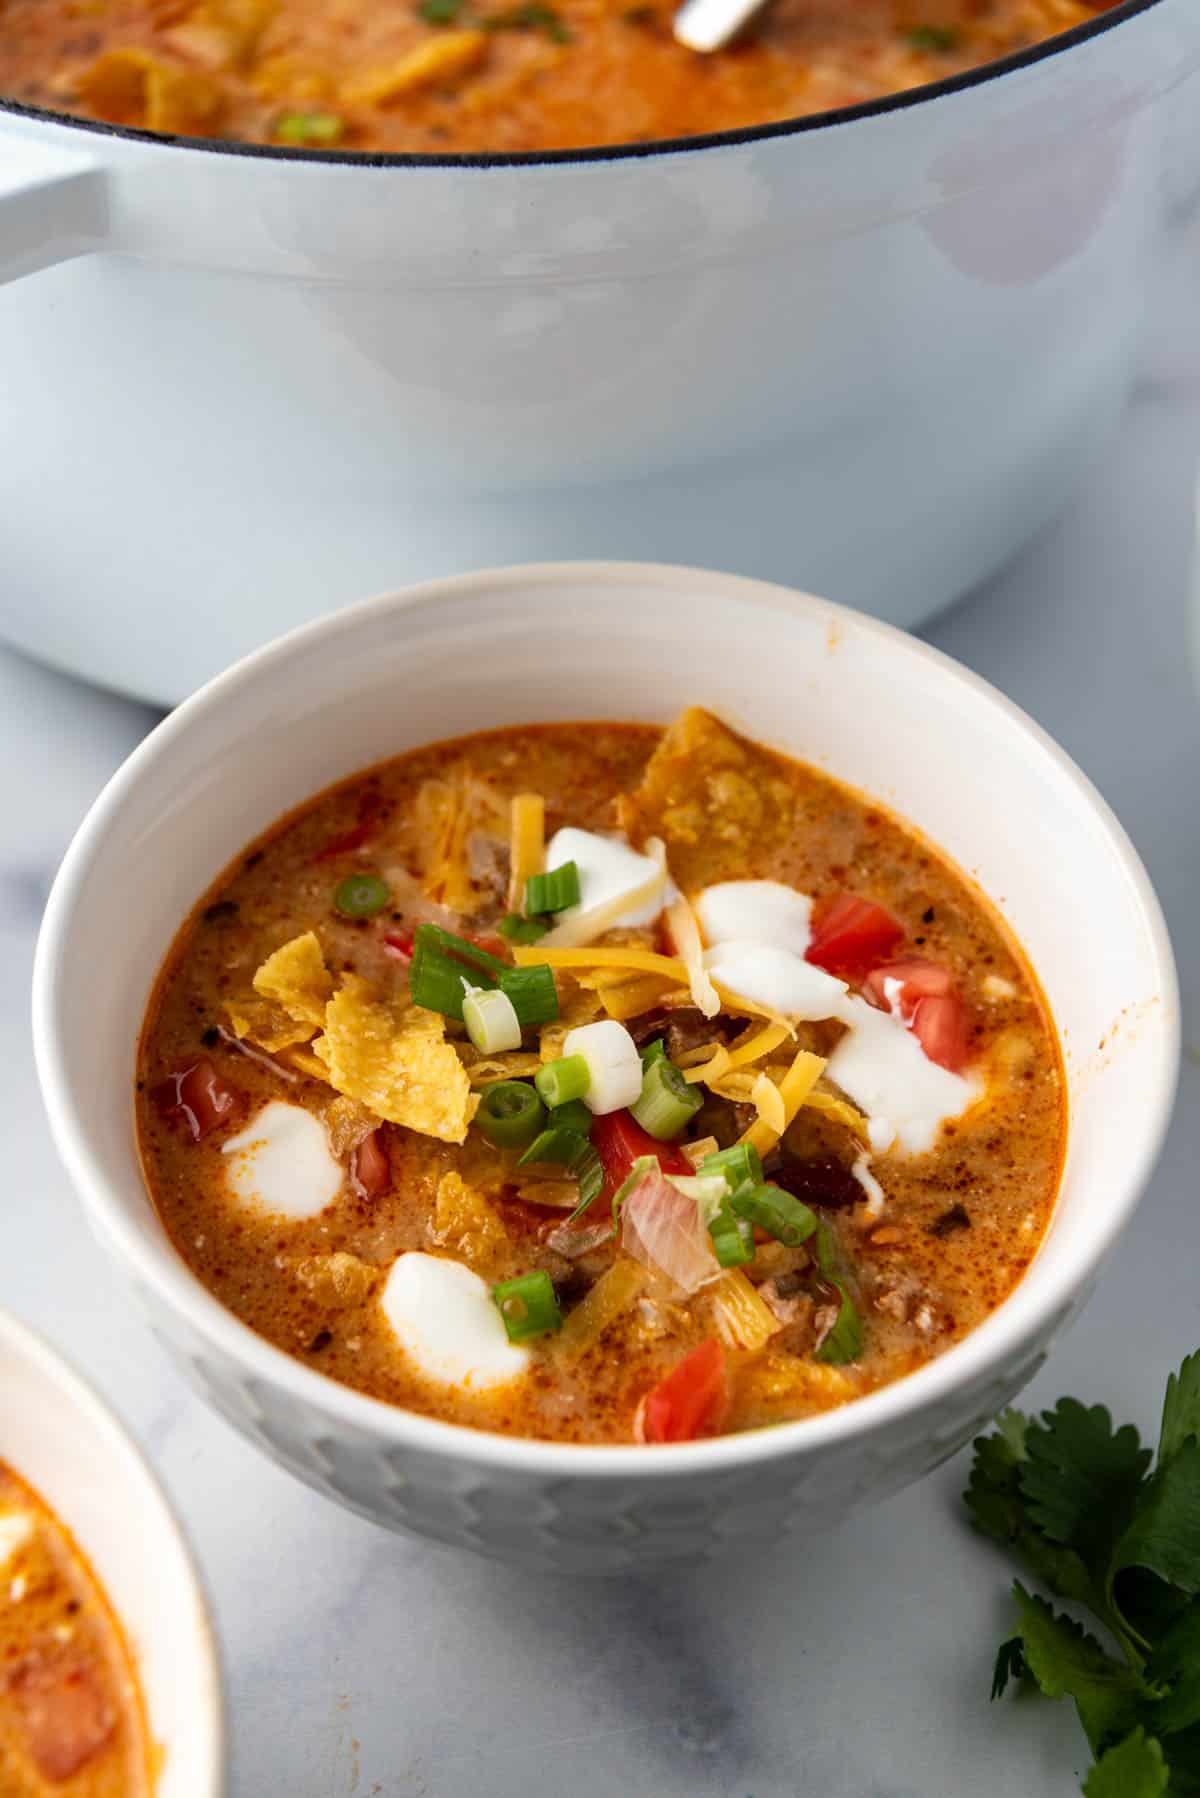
[293,1251,377,1306]
[324,1094,382,1156]
[538,986,604,1061]
[429,1171,509,1273]
[314,975,478,1143]
[224,995,315,1054]
[253,931,333,1030]
[616,707,796,887]
[454,1048,545,1088]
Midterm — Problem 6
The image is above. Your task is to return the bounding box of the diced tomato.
[351,1129,391,1200]
[806,893,905,977]
[641,1341,728,1444]
[384,928,504,964]
[7,1649,117,1781]
[153,1059,242,1140]
[861,957,954,1008]
[862,958,971,1072]
[313,790,383,863]
[591,1109,691,1206]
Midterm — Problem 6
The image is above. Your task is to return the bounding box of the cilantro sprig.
[967,1351,1200,1794]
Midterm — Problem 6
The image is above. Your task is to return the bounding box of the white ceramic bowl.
[0,1309,224,1791]
[2,3,1199,702]
[33,562,1179,1573]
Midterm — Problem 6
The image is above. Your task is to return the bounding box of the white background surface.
[3,215,1200,1798]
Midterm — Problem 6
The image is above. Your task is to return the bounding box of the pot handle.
[0,135,106,285]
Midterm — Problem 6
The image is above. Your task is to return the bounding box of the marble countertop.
[5,217,1200,1798]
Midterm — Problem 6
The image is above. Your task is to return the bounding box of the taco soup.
[5,0,1122,155]
[136,708,1064,1446]
[0,1462,153,1796]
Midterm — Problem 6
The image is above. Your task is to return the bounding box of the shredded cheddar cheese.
[506,792,544,914]
[751,1070,787,1136]
[665,894,720,1020]
[741,1046,827,1155]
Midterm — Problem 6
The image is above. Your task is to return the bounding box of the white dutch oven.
[32,562,1179,1573]
[2,3,1198,703]
[0,1309,224,1793]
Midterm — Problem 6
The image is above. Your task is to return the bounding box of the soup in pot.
[4,0,1121,153]
[136,709,1064,1446]
[0,1462,153,1795]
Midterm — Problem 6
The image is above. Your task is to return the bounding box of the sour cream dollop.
[824,997,980,1156]
[542,828,676,941]
[221,1100,343,1220]
[695,880,814,957]
[380,1253,529,1390]
[703,942,847,1021]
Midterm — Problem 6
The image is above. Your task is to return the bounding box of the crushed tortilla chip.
[429,1171,510,1272]
[454,1047,545,1087]
[293,1251,377,1306]
[324,1094,382,1157]
[314,975,477,1143]
[538,986,604,1061]
[253,931,332,1029]
[224,995,315,1054]
[616,707,796,888]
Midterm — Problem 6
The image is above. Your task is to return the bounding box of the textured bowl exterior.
[135,1267,1073,1574]
[1,2,1198,701]
[34,564,1179,1571]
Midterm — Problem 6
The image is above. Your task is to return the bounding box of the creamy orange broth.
[135,714,1064,1444]
[0,1464,153,1797]
[4,0,1120,154]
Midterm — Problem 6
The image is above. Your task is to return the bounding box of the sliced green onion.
[409,943,473,1018]
[729,1181,817,1248]
[274,109,344,145]
[498,964,559,1027]
[534,1054,589,1109]
[517,1124,588,1169]
[565,1142,604,1218]
[639,1038,667,1068]
[812,1221,863,1362]
[904,23,958,51]
[333,873,390,919]
[492,1270,562,1342]
[413,923,506,978]
[474,1081,546,1150]
[709,1204,755,1268]
[524,860,581,916]
[496,912,549,945]
[550,1098,592,1137]
[630,1056,702,1141]
[463,987,522,1055]
[699,1141,763,1190]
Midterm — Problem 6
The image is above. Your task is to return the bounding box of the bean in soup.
[137,709,1064,1445]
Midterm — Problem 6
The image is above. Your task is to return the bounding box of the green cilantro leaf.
[991,1635,1027,1700]
[1144,1603,1200,1736]
[1160,1353,1200,1468]
[1082,1728,1168,1798]
[965,1413,1095,1607]
[1020,1398,1151,1570]
[1113,1440,1200,1650]
[1010,1583,1144,1756]
[966,1353,1200,1793]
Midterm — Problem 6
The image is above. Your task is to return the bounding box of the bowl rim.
[0,0,1165,172]
[33,559,1181,1481]
[0,1306,225,1794]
